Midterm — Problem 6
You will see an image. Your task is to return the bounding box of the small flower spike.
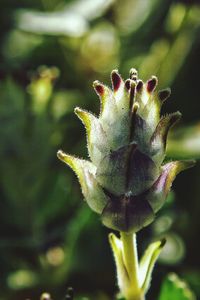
[57,69,195,233]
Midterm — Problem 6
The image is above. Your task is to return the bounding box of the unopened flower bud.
[58,69,195,233]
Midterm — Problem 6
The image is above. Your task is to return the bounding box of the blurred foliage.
[0,0,200,299]
[167,123,200,159]
[158,273,195,300]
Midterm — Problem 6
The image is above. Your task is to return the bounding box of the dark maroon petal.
[127,149,159,196]
[125,79,131,90]
[93,80,105,96]
[111,70,122,92]
[158,88,171,102]
[101,194,154,233]
[136,80,143,92]
[147,76,158,93]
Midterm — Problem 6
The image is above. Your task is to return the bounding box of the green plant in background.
[57,69,195,300]
[158,273,195,300]
[0,1,200,299]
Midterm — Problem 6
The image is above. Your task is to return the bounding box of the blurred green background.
[0,0,200,299]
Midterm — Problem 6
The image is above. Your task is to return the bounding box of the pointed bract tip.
[93,80,104,96]
[158,88,171,102]
[74,106,81,114]
[151,111,182,150]
[158,160,196,197]
[74,106,89,122]
[147,76,158,93]
[93,80,100,86]
[179,159,196,170]
[108,232,115,242]
[136,80,143,92]
[132,102,139,114]
[108,232,121,250]
[108,232,114,238]
[160,237,166,248]
[111,69,122,92]
[125,79,131,90]
[159,111,182,132]
[129,68,138,80]
[74,106,89,118]
[169,111,182,125]
[57,149,66,161]
[57,150,75,167]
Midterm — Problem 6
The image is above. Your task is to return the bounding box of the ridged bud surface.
[58,69,195,233]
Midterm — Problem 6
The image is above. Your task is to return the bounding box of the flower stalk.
[109,231,166,300]
[57,68,195,299]
[120,232,142,300]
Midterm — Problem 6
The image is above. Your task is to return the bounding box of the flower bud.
[57,69,195,233]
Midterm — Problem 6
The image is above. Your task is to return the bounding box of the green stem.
[120,232,144,300]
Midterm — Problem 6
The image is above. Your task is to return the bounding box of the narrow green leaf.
[108,233,130,296]
[139,238,166,293]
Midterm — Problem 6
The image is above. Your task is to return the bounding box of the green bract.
[57,69,194,233]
